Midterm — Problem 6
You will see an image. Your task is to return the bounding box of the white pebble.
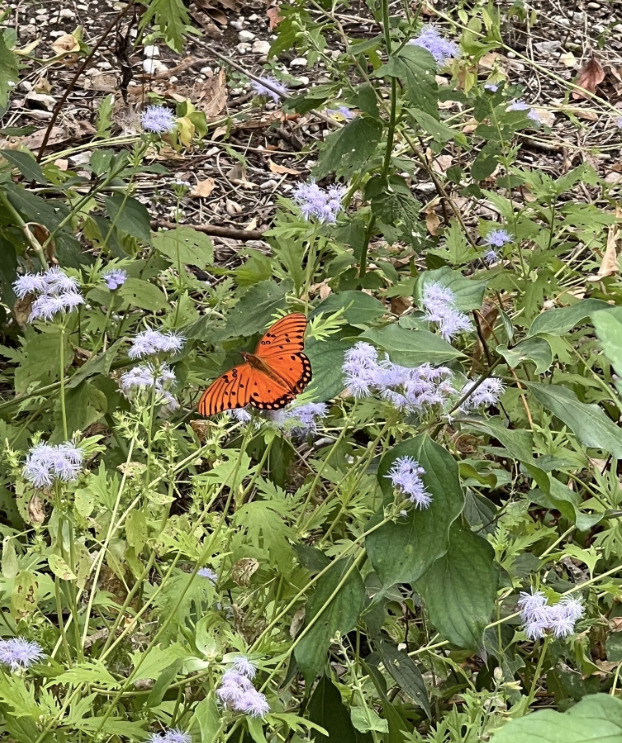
[290,57,307,67]
[59,8,74,18]
[143,44,160,58]
[252,39,270,55]
[238,30,255,41]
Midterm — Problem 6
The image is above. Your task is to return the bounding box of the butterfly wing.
[198,363,254,416]
[255,313,307,358]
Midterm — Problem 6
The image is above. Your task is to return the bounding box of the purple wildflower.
[23,441,84,488]
[292,181,346,224]
[421,283,472,341]
[250,76,289,103]
[407,25,460,65]
[128,330,185,359]
[485,228,512,248]
[326,105,356,120]
[119,363,179,412]
[507,100,530,111]
[386,456,432,508]
[198,567,217,582]
[0,638,44,671]
[141,105,176,134]
[616,117,622,129]
[162,730,192,743]
[458,378,504,414]
[103,269,128,290]
[13,273,47,298]
[519,590,584,640]
[484,83,499,92]
[13,267,84,322]
[231,408,252,423]
[272,402,327,437]
[484,250,498,265]
[216,660,270,717]
[528,109,542,123]
[342,342,380,398]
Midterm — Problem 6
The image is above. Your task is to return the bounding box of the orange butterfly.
[198,313,312,416]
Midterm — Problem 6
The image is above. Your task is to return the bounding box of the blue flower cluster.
[141,105,177,134]
[119,363,179,413]
[148,729,191,743]
[23,442,84,488]
[421,283,472,341]
[271,402,328,438]
[408,25,460,65]
[250,75,289,103]
[128,329,185,360]
[518,590,585,640]
[0,638,44,671]
[216,656,270,717]
[103,268,128,290]
[292,181,346,224]
[386,456,432,508]
[13,267,84,322]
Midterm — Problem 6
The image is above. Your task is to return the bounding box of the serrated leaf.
[139,0,190,52]
[414,521,498,648]
[105,193,152,244]
[118,278,168,312]
[377,45,438,116]
[152,227,214,269]
[0,149,48,184]
[367,175,423,247]
[221,280,289,340]
[315,117,382,180]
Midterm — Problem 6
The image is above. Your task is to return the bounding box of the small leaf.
[497,337,553,373]
[105,193,152,243]
[152,227,214,269]
[315,117,383,180]
[0,149,48,184]
[528,299,610,336]
[572,55,605,99]
[376,641,430,716]
[49,554,77,581]
[362,326,464,366]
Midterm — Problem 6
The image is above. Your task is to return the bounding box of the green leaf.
[234,499,295,569]
[351,707,389,734]
[592,307,622,378]
[315,117,383,180]
[138,0,190,52]
[361,326,463,366]
[379,45,438,116]
[2,537,18,580]
[528,299,610,337]
[126,510,148,552]
[0,149,48,184]
[55,660,119,689]
[497,337,553,373]
[462,419,535,464]
[414,521,498,648]
[118,278,168,312]
[294,558,365,682]
[152,227,214,269]
[313,291,386,326]
[527,382,622,459]
[417,267,487,312]
[307,676,371,743]
[221,280,289,340]
[490,693,622,743]
[367,175,423,247]
[193,694,221,741]
[105,193,152,243]
[305,338,352,403]
[130,644,188,682]
[48,554,77,581]
[366,435,464,586]
[407,107,458,144]
[0,33,18,108]
[376,641,430,717]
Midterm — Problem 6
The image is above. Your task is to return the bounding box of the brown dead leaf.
[190,420,208,442]
[425,210,441,236]
[588,217,620,281]
[390,296,411,316]
[28,495,46,525]
[13,295,34,325]
[572,55,605,99]
[268,159,300,175]
[189,177,215,198]
[194,67,227,119]
[51,33,80,56]
[232,557,259,586]
[267,6,284,29]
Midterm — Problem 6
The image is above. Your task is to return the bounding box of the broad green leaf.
[118,278,169,312]
[130,644,188,682]
[351,707,389,734]
[367,174,423,247]
[221,280,289,340]
[376,641,430,716]
[48,554,77,581]
[55,381,107,439]
[362,326,463,366]
[0,33,18,108]
[152,227,214,269]
[0,149,48,184]
[138,0,190,51]
[307,675,371,743]
[305,338,352,402]
[314,291,386,326]
[491,693,622,743]
[497,336,553,373]
[592,307,622,378]
[193,694,221,741]
[527,382,622,459]
[105,193,152,243]
[366,436,464,586]
[407,107,458,144]
[378,45,438,116]
[530,476,601,533]
[294,558,365,682]
[462,419,535,463]
[2,537,18,579]
[416,267,487,312]
[414,521,498,648]
[528,299,609,337]
[247,717,268,743]
[126,510,148,552]
[315,117,383,179]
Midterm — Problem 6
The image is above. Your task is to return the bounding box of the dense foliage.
[1,1,622,742]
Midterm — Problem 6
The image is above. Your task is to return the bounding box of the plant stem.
[59,325,68,440]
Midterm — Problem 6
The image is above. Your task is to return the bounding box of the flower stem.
[59,326,68,440]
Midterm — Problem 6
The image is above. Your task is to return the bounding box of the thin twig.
[153,219,265,241]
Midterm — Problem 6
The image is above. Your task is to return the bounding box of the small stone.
[259,179,278,189]
[59,7,75,17]
[248,13,258,20]
[236,43,250,54]
[238,29,255,41]
[252,39,270,55]
[290,57,307,67]
[143,58,168,74]
[615,24,622,32]
[230,20,243,30]
[296,76,310,85]
[200,66,213,75]
[35,7,46,14]
[98,61,112,70]
[587,1,600,7]
[143,44,160,58]
[25,91,56,111]
[49,29,66,37]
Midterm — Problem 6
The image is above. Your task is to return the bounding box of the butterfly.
[198,312,312,416]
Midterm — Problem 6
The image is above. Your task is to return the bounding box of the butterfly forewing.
[255,312,307,358]
[198,363,254,416]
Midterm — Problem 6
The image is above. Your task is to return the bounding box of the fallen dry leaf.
[560,51,576,68]
[588,217,620,281]
[425,210,441,236]
[194,67,227,119]
[51,33,80,56]
[189,177,215,198]
[572,55,605,99]
[267,6,284,29]
[532,107,556,127]
[268,159,300,175]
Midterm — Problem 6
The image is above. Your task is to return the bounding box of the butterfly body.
[198,313,312,416]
